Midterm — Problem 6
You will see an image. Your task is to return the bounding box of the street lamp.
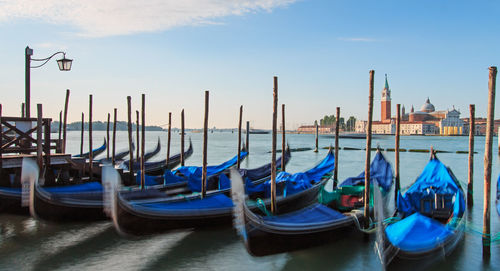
[25,46,73,118]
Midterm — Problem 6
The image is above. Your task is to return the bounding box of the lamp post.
[25,46,72,118]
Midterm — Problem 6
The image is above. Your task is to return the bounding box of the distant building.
[355,75,465,135]
[297,125,335,134]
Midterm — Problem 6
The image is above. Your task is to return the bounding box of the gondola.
[25,149,249,222]
[118,137,162,170]
[73,138,107,159]
[235,150,393,256]
[107,149,333,235]
[97,142,135,164]
[375,152,465,267]
[138,139,194,176]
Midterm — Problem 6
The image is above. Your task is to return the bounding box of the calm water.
[1,131,499,270]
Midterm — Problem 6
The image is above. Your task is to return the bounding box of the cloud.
[338,37,379,42]
[0,0,296,37]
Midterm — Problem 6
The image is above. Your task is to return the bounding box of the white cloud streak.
[0,0,296,37]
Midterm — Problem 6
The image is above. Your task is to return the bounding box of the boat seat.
[419,194,453,220]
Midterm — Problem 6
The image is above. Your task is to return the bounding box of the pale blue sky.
[0,0,499,129]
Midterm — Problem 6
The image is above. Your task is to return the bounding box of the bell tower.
[381,74,391,122]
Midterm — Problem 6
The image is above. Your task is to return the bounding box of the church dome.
[420,97,435,112]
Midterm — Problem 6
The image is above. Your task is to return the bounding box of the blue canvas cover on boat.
[245,151,335,198]
[135,172,163,186]
[134,194,233,210]
[262,203,346,224]
[42,182,103,193]
[338,151,393,192]
[385,212,453,252]
[396,158,465,218]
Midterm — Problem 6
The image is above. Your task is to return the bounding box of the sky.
[0,0,499,129]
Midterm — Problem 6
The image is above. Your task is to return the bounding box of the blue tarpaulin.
[338,151,393,192]
[385,212,453,252]
[262,203,346,224]
[134,194,233,210]
[396,158,465,218]
[42,182,103,193]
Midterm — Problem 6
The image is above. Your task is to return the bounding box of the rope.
[256,198,271,216]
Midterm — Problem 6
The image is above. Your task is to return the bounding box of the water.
[1,131,499,270]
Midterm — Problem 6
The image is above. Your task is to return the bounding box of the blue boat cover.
[0,187,22,194]
[135,173,164,186]
[134,194,233,210]
[245,151,335,198]
[396,158,465,218]
[385,212,453,252]
[42,182,103,193]
[338,151,393,192]
[262,203,346,224]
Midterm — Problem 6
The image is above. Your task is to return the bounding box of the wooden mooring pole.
[201,91,209,198]
[136,110,139,162]
[394,104,401,204]
[106,113,110,160]
[36,104,43,170]
[483,66,496,258]
[314,121,319,152]
[62,89,69,153]
[246,121,250,152]
[127,96,134,184]
[0,105,2,175]
[80,113,84,156]
[112,108,117,164]
[334,107,340,186]
[271,76,278,214]
[166,112,172,168]
[181,109,185,166]
[468,104,475,207]
[58,111,62,149]
[140,94,146,190]
[364,70,375,228]
[282,104,286,172]
[21,103,25,118]
[88,95,93,181]
[237,105,243,169]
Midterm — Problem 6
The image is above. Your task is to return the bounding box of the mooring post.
[314,121,319,152]
[282,104,286,172]
[201,91,209,198]
[36,104,43,170]
[237,105,243,169]
[364,70,375,228]
[140,94,146,190]
[166,112,172,168]
[127,96,134,184]
[136,110,139,162]
[271,76,278,214]
[246,121,250,152]
[0,104,2,175]
[181,109,185,166]
[80,112,84,156]
[89,95,93,181]
[334,107,340,186]
[468,104,475,207]
[483,66,496,259]
[21,103,25,118]
[44,116,51,167]
[395,104,401,204]
[112,108,117,164]
[107,112,110,160]
[62,89,70,153]
[58,110,62,151]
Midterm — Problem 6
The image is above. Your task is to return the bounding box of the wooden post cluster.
[166,112,172,168]
[62,89,70,153]
[107,113,110,160]
[271,76,278,214]
[181,109,185,166]
[468,104,475,207]
[112,108,117,164]
[127,96,134,184]
[80,113,84,156]
[394,104,401,204]
[364,70,375,228]
[282,104,286,172]
[201,91,209,197]
[237,105,243,169]
[140,94,146,190]
[246,121,250,152]
[482,66,496,258]
[334,107,340,186]
[88,95,93,181]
